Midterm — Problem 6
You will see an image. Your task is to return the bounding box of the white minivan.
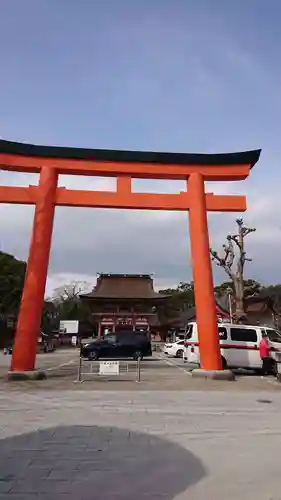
[184,322,281,372]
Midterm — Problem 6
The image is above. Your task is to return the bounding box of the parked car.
[3,344,13,355]
[175,334,185,341]
[80,330,152,361]
[163,340,185,358]
[42,341,56,353]
[184,321,281,372]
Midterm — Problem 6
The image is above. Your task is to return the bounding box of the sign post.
[99,361,120,376]
[137,357,141,382]
[76,351,82,383]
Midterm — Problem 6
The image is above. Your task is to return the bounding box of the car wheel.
[133,350,143,361]
[254,368,263,376]
[176,349,184,358]
[88,351,98,361]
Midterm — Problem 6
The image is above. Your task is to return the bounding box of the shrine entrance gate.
[0,140,260,375]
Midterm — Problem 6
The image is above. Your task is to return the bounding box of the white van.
[184,322,281,372]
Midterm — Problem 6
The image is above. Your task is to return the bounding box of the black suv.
[80,330,152,361]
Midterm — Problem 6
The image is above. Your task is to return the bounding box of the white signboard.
[99,361,120,375]
[59,320,79,334]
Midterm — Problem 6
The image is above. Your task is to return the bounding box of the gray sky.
[1,0,280,294]
[1,171,279,295]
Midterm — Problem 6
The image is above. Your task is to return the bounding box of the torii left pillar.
[10,166,58,377]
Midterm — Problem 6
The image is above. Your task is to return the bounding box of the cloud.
[1,170,280,295]
[1,0,280,293]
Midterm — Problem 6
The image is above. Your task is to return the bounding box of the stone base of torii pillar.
[192,369,235,381]
[7,370,47,381]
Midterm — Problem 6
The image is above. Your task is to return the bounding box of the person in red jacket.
[259,332,271,375]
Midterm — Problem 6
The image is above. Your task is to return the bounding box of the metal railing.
[76,356,141,383]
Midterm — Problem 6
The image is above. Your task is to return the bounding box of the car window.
[118,332,142,341]
[116,330,131,336]
[116,332,129,341]
[176,334,185,340]
[105,334,117,343]
[266,329,281,343]
[121,335,138,345]
[117,330,142,339]
[218,327,228,340]
[230,327,257,342]
[185,325,193,339]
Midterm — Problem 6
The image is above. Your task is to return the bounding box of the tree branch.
[210,218,256,321]
[210,237,235,279]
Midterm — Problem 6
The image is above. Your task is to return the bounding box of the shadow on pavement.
[0,425,205,499]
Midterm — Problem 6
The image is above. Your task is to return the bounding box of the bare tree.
[51,280,91,304]
[46,280,92,322]
[210,218,256,321]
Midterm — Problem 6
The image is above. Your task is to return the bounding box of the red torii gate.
[0,140,260,378]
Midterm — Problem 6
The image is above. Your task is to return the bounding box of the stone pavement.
[0,390,281,499]
[2,351,281,392]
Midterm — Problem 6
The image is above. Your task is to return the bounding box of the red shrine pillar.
[11,166,58,373]
[188,173,222,371]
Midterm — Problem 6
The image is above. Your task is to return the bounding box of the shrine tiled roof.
[166,301,230,327]
[80,274,169,300]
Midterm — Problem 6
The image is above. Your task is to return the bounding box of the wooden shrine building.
[80,273,169,337]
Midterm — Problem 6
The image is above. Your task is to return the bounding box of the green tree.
[0,251,26,317]
[41,300,60,333]
[259,284,281,323]
[214,279,262,299]
[158,282,195,322]
[159,282,194,307]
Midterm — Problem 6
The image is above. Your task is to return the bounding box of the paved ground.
[1,351,281,498]
[1,349,281,392]
[1,389,281,499]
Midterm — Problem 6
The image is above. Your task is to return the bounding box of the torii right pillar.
[188,172,234,380]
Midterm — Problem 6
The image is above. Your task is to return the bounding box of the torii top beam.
[0,139,261,181]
